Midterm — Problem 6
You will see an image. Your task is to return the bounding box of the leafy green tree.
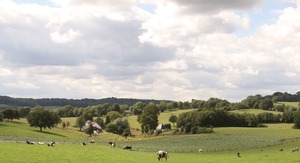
[105,122,117,133]
[66,121,70,128]
[178,101,183,109]
[73,107,79,117]
[169,115,178,127]
[82,110,93,121]
[105,116,111,129]
[259,98,273,110]
[26,110,55,132]
[62,121,66,129]
[185,122,192,133]
[76,116,86,131]
[111,103,121,113]
[30,105,43,113]
[95,116,104,128]
[293,113,300,129]
[3,108,19,121]
[158,101,167,111]
[122,128,131,139]
[18,107,31,118]
[137,102,160,134]
[106,111,122,121]
[114,117,130,135]
[171,101,178,108]
[85,124,94,137]
[0,111,3,122]
[52,112,62,127]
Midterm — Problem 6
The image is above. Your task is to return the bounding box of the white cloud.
[3,81,40,89]
[50,29,81,43]
[0,68,12,76]
[285,70,297,77]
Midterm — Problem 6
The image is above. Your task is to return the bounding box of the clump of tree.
[27,110,61,132]
[2,108,19,121]
[85,124,94,137]
[18,107,31,118]
[169,115,178,127]
[75,116,86,131]
[137,102,160,134]
[0,110,3,122]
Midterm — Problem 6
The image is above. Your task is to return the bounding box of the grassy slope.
[229,109,283,115]
[276,102,299,107]
[1,140,300,163]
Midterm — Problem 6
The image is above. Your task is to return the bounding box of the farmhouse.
[81,120,103,135]
[156,123,170,130]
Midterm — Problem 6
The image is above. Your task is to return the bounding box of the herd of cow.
[26,140,299,161]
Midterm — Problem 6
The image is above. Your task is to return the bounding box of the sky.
[1,0,300,102]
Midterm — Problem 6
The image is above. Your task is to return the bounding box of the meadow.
[2,108,300,162]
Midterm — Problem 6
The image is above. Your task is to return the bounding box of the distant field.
[229,109,283,115]
[276,102,299,107]
[43,106,63,111]
[0,104,19,110]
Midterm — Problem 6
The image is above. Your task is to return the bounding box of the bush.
[155,129,162,136]
[191,126,199,134]
[173,129,179,135]
[185,123,192,133]
[257,124,268,128]
[180,126,184,133]
[164,124,171,129]
[105,122,117,133]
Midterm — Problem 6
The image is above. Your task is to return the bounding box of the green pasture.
[43,106,63,111]
[1,140,300,163]
[276,102,299,107]
[229,109,283,115]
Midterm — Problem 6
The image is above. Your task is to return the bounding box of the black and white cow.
[111,143,116,148]
[123,146,132,150]
[26,140,35,145]
[156,151,168,161]
[90,140,95,143]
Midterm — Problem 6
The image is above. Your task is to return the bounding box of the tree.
[106,111,122,121]
[76,116,86,131]
[105,122,117,133]
[18,107,31,118]
[122,128,132,139]
[114,117,130,135]
[3,108,19,121]
[30,105,43,113]
[66,121,70,129]
[52,112,62,127]
[111,103,121,113]
[26,110,55,132]
[169,115,178,127]
[293,113,300,129]
[82,110,93,121]
[259,98,273,110]
[0,111,3,122]
[178,101,183,109]
[137,102,160,134]
[105,116,111,129]
[62,121,66,130]
[85,124,94,137]
[95,116,104,129]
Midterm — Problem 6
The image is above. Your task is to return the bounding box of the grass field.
[1,140,300,163]
[2,109,300,162]
[229,109,283,115]
[276,102,299,107]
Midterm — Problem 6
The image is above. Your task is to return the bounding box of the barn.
[81,120,103,135]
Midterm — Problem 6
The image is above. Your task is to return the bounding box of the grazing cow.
[279,149,283,151]
[199,149,203,153]
[108,142,114,145]
[26,140,35,145]
[48,143,55,147]
[111,143,116,148]
[82,143,86,145]
[292,147,299,152]
[237,152,240,157]
[38,142,44,145]
[260,149,263,152]
[123,146,132,150]
[156,151,168,161]
[90,140,95,143]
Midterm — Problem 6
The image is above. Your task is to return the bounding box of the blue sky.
[1,0,300,102]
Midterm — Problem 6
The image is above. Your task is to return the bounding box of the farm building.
[81,120,103,135]
[156,123,171,130]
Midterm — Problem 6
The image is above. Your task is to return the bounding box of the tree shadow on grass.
[33,130,66,137]
[0,123,7,127]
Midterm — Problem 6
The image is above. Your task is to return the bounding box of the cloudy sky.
[1,0,300,102]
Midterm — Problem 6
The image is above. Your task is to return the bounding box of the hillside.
[0,96,172,110]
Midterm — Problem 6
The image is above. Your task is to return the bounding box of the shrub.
[185,123,192,133]
[155,129,162,136]
[191,126,199,134]
[257,124,268,128]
